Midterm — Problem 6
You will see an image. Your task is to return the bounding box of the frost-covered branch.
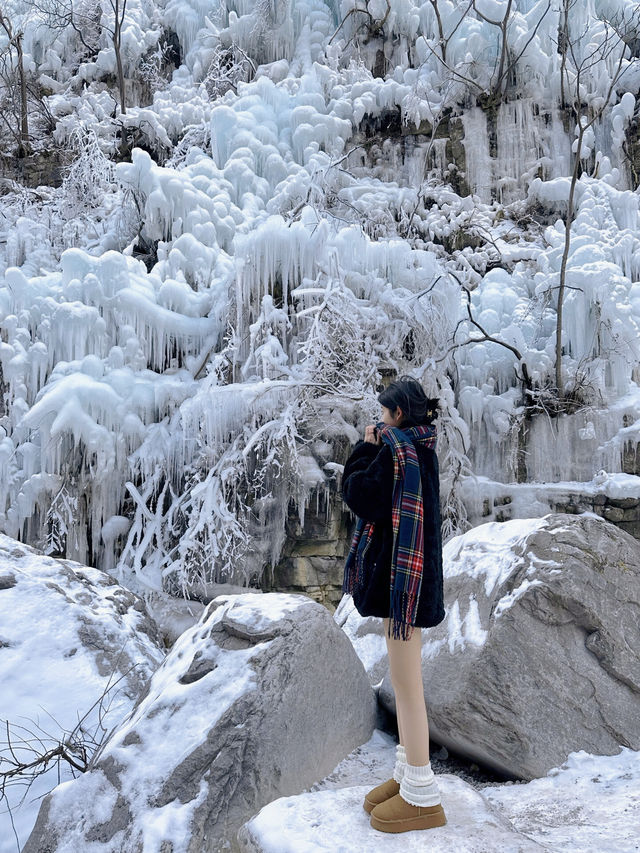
[418,0,552,106]
[0,660,141,844]
[114,266,384,595]
[201,43,255,99]
[26,0,102,58]
[439,270,532,394]
[329,0,391,48]
[423,0,474,68]
[471,0,552,103]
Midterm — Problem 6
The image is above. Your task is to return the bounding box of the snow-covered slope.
[0,534,164,853]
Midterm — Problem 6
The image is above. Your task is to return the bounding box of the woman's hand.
[364,424,381,445]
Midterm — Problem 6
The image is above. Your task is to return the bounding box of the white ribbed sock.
[399,761,442,807]
[392,744,407,783]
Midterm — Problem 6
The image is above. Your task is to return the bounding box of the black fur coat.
[340,438,445,629]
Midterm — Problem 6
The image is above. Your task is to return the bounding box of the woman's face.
[381,405,404,426]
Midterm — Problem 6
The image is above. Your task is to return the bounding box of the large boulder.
[378,514,640,779]
[0,534,164,853]
[22,592,377,853]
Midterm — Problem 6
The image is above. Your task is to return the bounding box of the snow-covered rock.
[378,514,640,780]
[143,589,207,645]
[22,592,377,853]
[142,582,274,649]
[238,733,640,853]
[236,775,546,852]
[0,533,164,853]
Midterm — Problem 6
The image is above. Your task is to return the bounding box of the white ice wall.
[1,0,640,587]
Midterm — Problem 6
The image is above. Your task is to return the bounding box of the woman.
[340,375,446,833]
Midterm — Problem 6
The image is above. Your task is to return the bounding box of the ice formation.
[1,0,640,594]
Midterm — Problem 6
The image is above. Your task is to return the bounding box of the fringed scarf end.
[389,588,418,640]
[343,518,372,597]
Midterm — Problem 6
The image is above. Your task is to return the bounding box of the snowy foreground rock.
[22,592,376,853]
[0,534,164,853]
[376,513,640,779]
[237,735,640,853]
[237,775,545,852]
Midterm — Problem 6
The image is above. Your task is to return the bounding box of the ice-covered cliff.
[1,0,640,597]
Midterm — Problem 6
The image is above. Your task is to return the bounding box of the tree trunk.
[114,37,126,114]
[16,34,29,155]
[555,127,582,395]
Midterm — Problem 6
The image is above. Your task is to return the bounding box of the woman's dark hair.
[377,375,439,426]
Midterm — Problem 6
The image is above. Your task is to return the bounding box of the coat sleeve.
[340,440,394,522]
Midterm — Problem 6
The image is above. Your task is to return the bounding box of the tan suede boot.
[363,744,405,813]
[370,760,446,833]
[370,793,447,832]
[363,777,401,814]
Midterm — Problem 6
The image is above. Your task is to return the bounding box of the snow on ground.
[483,747,640,853]
[239,776,545,852]
[240,729,640,852]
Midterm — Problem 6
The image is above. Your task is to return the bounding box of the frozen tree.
[44,481,78,556]
[103,0,127,116]
[355,0,553,108]
[137,35,178,96]
[115,266,384,596]
[554,0,640,397]
[59,124,116,213]
[329,0,391,53]
[0,6,30,155]
[30,0,128,113]
[471,0,551,105]
[20,0,128,115]
[200,42,255,99]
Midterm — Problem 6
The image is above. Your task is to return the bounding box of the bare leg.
[384,621,420,758]
[397,710,405,747]
[383,617,430,766]
[392,661,406,747]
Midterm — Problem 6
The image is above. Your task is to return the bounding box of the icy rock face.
[4,0,640,600]
[462,473,640,542]
[237,774,546,852]
[0,533,164,853]
[22,592,377,853]
[0,0,640,594]
[376,514,640,780]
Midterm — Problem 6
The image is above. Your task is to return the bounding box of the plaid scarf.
[343,421,437,641]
